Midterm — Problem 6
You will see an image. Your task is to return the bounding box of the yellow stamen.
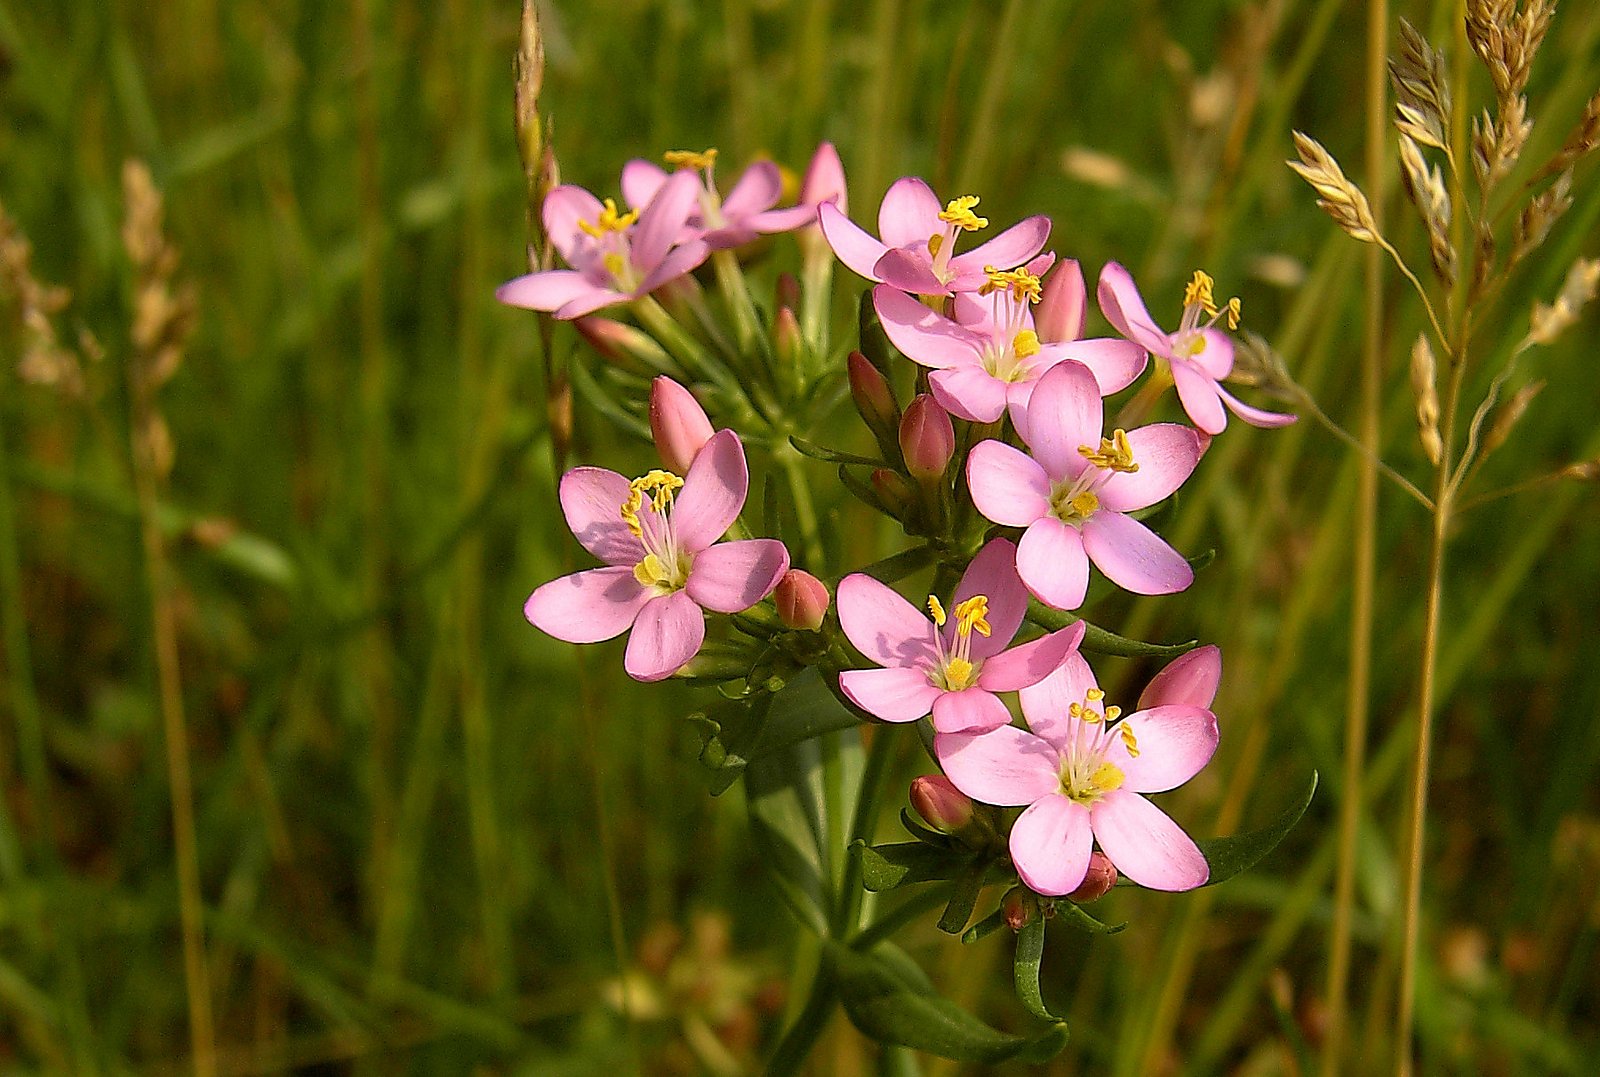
[1069,701,1103,724]
[1086,688,1105,702]
[633,553,669,588]
[577,198,640,238]
[1091,762,1125,792]
[979,265,1043,305]
[1105,705,1122,722]
[927,233,944,258]
[663,147,718,170]
[1078,429,1140,473]
[943,657,976,691]
[1119,726,1140,758]
[1225,296,1242,330]
[938,195,988,232]
[619,469,684,536]
[1183,270,1218,316]
[927,595,947,627]
[953,595,991,638]
[1012,329,1040,358]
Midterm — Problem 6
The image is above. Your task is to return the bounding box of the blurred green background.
[2,0,1598,1073]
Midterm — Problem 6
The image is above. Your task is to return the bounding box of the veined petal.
[1217,384,1298,428]
[671,430,748,552]
[498,270,610,313]
[524,567,651,644]
[878,177,942,249]
[633,169,704,273]
[931,688,1012,734]
[929,366,1008,423]
[978,623,1086,692]
[1081,511,1194,596]
[840,666,941,723]
[559,467,645,565]
[966,440,1051,526]
[1097,262,1173,356]
[1016,517,1090,612]
[837,573,938,669]
[621,159,670,211]
[1018,651,1101,755]
[1138,645,1222,710]
[542,185,606,266]
[951,538,1027,661]
[873,247,947,296]
[624,591,705,681]
[686,538,789,613]
[819,202,887,280]
[874,285,984,369]
[948,215,1051,275]
[1019,361,1103,479]
[1103,704,1219,794]
[1043,338,1149,395]
[721,160,783,218]
[1170,360,1227,435]
[1090,789,1209,891]
[1010,794,1094,896]
[1096,424,1202,513]
[935,726,1061,806]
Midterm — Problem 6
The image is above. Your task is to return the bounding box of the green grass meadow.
[2,0,1599,1072]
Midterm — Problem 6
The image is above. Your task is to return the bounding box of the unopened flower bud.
[848,350,901,451]
[871,467,917,517]
[909,775,974,832]
[578,317,672,371]
[800,141,848,217]
[899,394,955,481]
[1003,887,1033,931]
[774,569,830,631]
[1067,852,1118,903]
[650,376,714,474]
[1035,259,1086,343]
[776,272,801,312]
[773,306,801,367]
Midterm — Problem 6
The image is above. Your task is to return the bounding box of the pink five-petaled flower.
[837,538,1086,734]
[935,648,1220,895]
[622,146,836,250]
[524,430,789,682]
[872,260,1147,424]
[967,360,1201,611]
[1097,263,1297,435]
[496,169,709,320]
[818,177,1050,296]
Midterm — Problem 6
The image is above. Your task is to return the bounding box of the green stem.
[712,248,770,364]
[835,728,898,937]
[763,962,838,1077]
[777,444,825,569]
[852,884,953,951]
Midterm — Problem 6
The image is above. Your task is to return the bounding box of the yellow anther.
[980,265,1043,304]
[1078,429,1140,474]
[1012,329,1040,358]
[943,657,976,691]
[1119,725,1140,758]
[619,470,684,536]
[663,147,719,170]
[577,197,640,238]
[927,233,944,258]
[938,195,988,232]
[1225,296,1242,330]
[1105,705,1122,722]
[633,553,668,587]
[1069,701,1102,724]
[953,595,991,638]
[1183,270,1218,316]
[1091,762,1126,792]
[927,595,947,627]
[1086,688,1105,702]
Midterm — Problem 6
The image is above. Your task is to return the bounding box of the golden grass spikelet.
[1390,18,1452,151]
[1229,331,1297,398]
[1481,379,1544,460]
[1288,132,1381,243]
[1467,0,1554,103]
[1410,333,1444,466]
[0,197,83,397]
[1397,134,1456,287]
[1472,96,1532,195]
[515,0,558,271]
[1548,87,1600,174]
[1529,257,1600,345]
[1561,459,1600,482]
[1512,170,1573,268]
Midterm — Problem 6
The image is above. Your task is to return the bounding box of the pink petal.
[541,185,605,266]
[1105,704,1219,794]
[1096,262,1173,356]
[818,202,887,280]
[1017,517,1090,612]
[1035,259,1086,342]
[837,572,938,669]
[966,440,1051,526]
[949,215,1051,276]
[750,204,818,234]
[1191,328,1235,379]
[633,169,704,274]
[800,142,848,214]
[1096,424,1202,513]
[686,538,789,613]
[840,666,941,723]
[559,467,645,565]
[1138,645,1223,710]
[877,177,941,249]
[638,239,710,293]
[555,288,630,321]
[873,247,946,295]
[621,159,669,211]
[1046,338,1149,395]
[931,688,1012,734]
[1018,361,1103,479]
[934,725,1061,806]
[721,160,783,218]
[929,366,1008,423]
[1009,794,1094,896]
[1090,789,1209,891]
[1217,384,1298,428]
[951,537,1027,661]
[873,285,983,369]
[624,591,705,681]
[978,623,1086,692]
[497,270,611,313]
[1018,652,1102,755]
[670,430,748,552]
[524,566,651,644]
[1170,360,1227,435]
[1081,511,1194,596]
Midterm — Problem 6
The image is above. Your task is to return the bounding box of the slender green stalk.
[835,727,897,937]
[777,444,825,569]
[763,963,837,1077]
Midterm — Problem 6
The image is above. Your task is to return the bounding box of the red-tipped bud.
[899,394,955,481]
[1003,887,1033,931]
[909,775,974,832]
[773,306,801,367]
[1035,259,1087,343]
[577,317,672,370]
[871,467,916,516]
[1066,852,1118,903]
[774,569,830,631]
[848,350,900,433]
[776,272,801,312]
[800,141,848,217]
[650,376,714,474]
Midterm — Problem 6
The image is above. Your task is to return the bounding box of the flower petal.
[1105,704,1219,793]
[837,572,938,669]
[637,239,710,293]
[1016,517,1090,612]
[623,591,705,681]
[1138,645,1222,710]
[934,725,1061,806]
[1017,361,1103,479]
[558,467,645,565]
[1170,359,1227,435]
[620,159,669,211]
[800,141,848,214]
[1217,384,1298,428]
[929,365,1008,423]
[966,440,1051,526]
[1090,789,1209,891]
[497,270,611,313]
[721,160,783,218]
[541,186,605,266]
[750,204,819,234]
[1096,424,1202,513]
[1044,338,1149,395]
[524,566,651,644]
[873,247,947,295]
[839,666,941,723]
[877,176,941,249]
[949,215,1052,276]
[1018,651,1101,754]
[951,538,1027,661]
[1096,261,1172,356]
[686,538,789,613]
[1081,511,1194,596]
[819,202,888,280]
[873,285,983,369]
[1009,794,1094,896]
[931,688,1012,734]
[670,429,748,552]
[1035,258,1086,342]
[978,623,1086,692]
[633,169,704,274]
[1191,328,1235,379]
[555,287,630,321]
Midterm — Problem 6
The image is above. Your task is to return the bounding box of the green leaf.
[568,359,651,441]
[936,862,986,934]
[697,669,861,794]
[1013,917,1061,1022]
[1197,771,1319,887]
[961,907,1010,944]
[1026,600,1198,658]
[848,545,935,587]
[1053,900,1127,935]
[832,942,1069,1063]
[897,807,954,848]
[855,841,967,892]
[858,289,903,374]
[789,435,886,468]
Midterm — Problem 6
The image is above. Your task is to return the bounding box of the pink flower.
[935,649,1219,895]
[966,361,1201,610]
[818,177,1050,296]
[621,146,837,250]
[836,538,1085,734]
[1097,263,1296,435]
[524,430,789,682]
[497,170,710,320]
[872,262,1146,424]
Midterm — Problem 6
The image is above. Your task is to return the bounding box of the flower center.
[1077,429,1140,473]
[1047,429,1140,524]
[578,197,640,238]
[1173,268,1241,356]
[925,593,991,691]
[1057,688,1136,805]
[925,194,989,281]
[973,268,1043,382]
[621,470,692,594]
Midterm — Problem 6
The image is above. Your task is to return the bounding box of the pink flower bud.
[870,467,916,516]
[1034,259,1086,343]
[650,376,714,474]
[776,272,801,312]
[899,394,955,481]
[848,350,900,434]
[576,317,672,369]
[773,306,801,367]
[800,141,848,216]
[909,775,974,832]
[774,569,830,630]
[1066,852,1118,903]
[1003,888,1033,931]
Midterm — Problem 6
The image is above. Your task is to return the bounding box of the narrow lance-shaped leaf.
[1196,771,1319,887]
